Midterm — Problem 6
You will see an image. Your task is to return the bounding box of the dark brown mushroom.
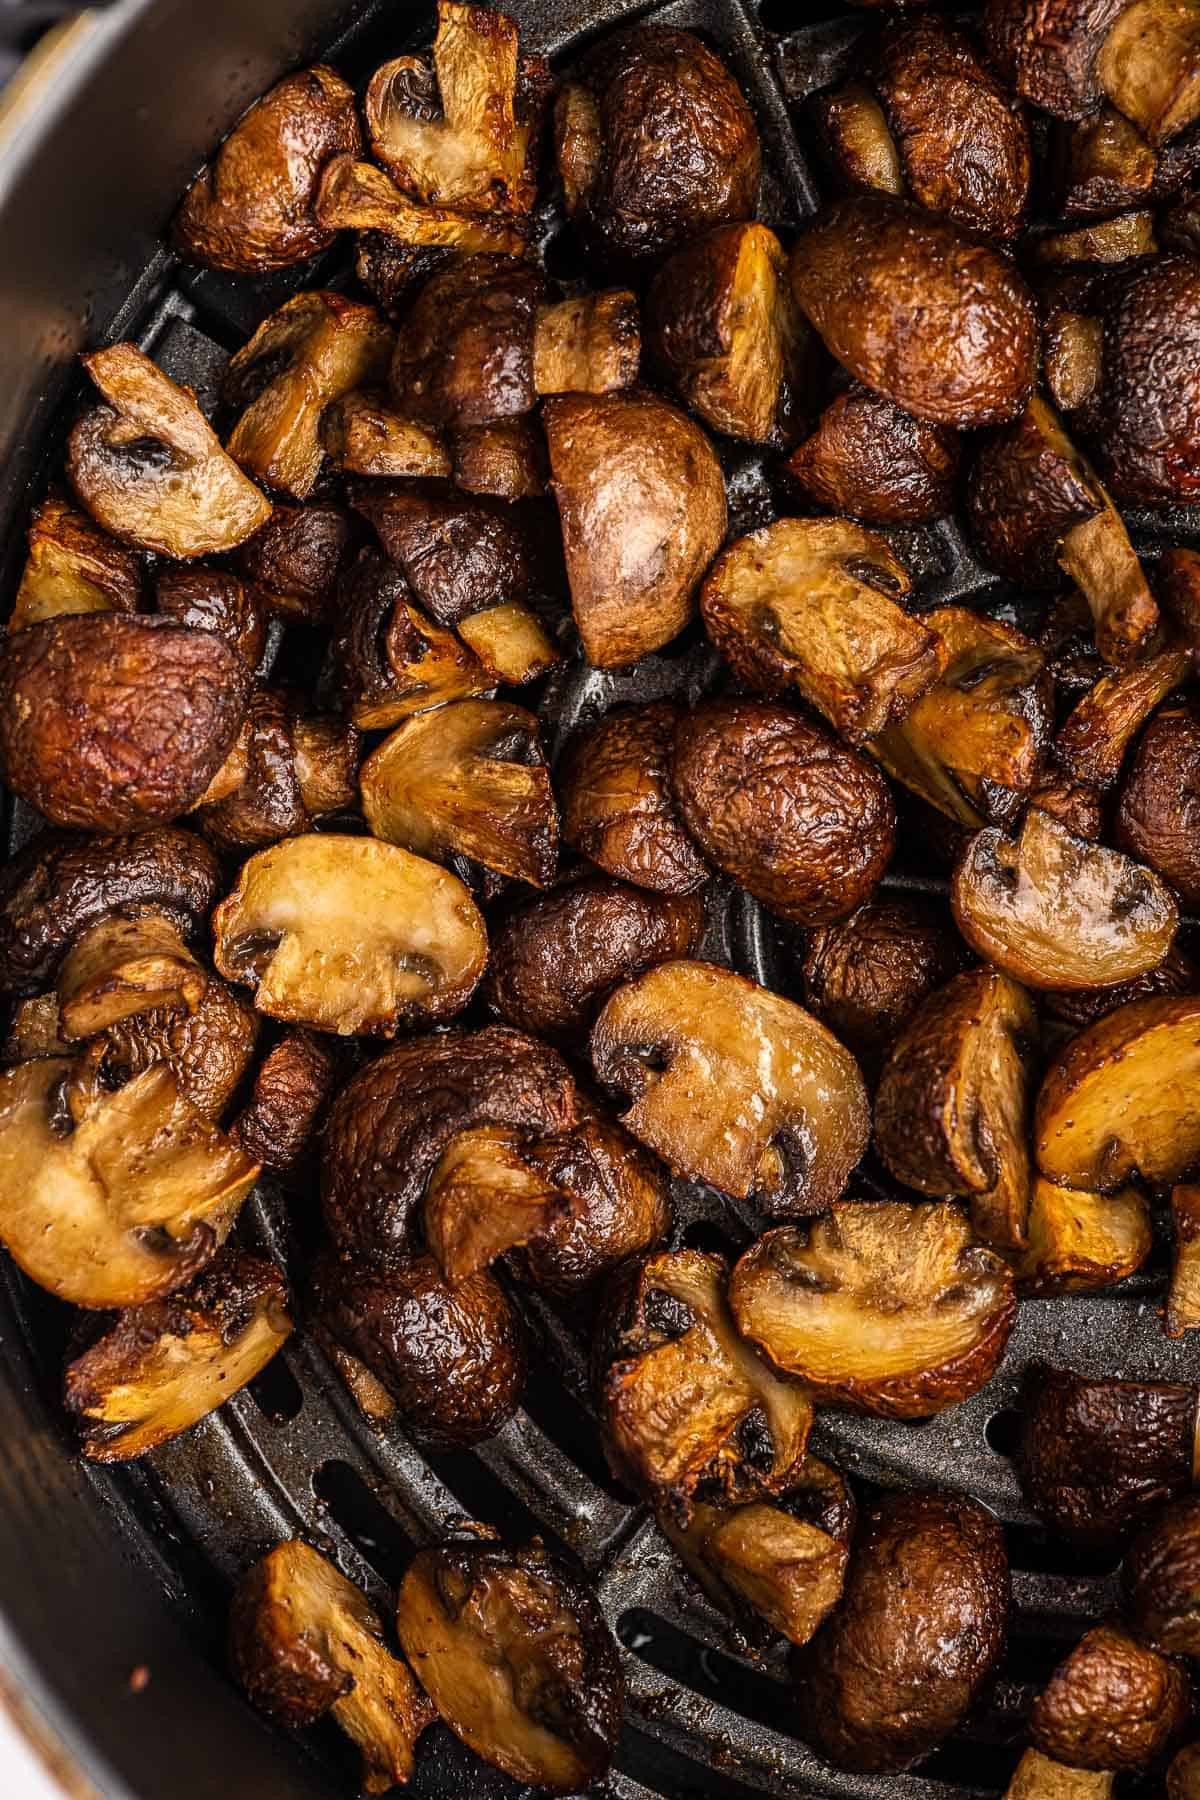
[235,501,352,625]
[1124,1493,1200,1657]
[388,254,546,429]
[1172,1745,1200,1798]
[450,418,547,501]
[1030,1621,1191,1770]
[559,702,709,896]
[230,1031,337,1174]
[154,566,266,668]
[785,387,960,525]
[195,687,360,852]
[10,494,141,631]
[88,976,259,1121]
[983,0,1131,120]
[1015,1176,1151,1295]
[1056,646,1190,789]
[328,548,490,730]
[1033,209,1159,265]
[811,82,903,197]
[1116,700,1200,905]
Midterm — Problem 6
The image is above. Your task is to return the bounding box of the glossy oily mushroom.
[235,501,352,624]
[10,494,141,632]
[388,254,546,429]
[983,0,1131,119]
[1097,0,1200,146]
[422,1124,569,1286]
[1171,1746,1200,1799]
[670,698,895,925]
[1034,207,1159,265]
[450,417,548,502]
[559,703,709,896]
[314,154,531,257]
[508,1116,673,1296]
[785,387,961,525]
[1116,702,1200,907]
[329,549,491,731]
[196,687,361,853]
[1123,1494,1200,1654]
[395,1537,624,1793]
[591,960,869,1216]
[1030,1621,1191,1770]
[212,834,487,1037]
[1081,255,1200,504]
[730,1200,1016,1419]
[1005,1751,1117,1797]
[155,567,266,669]
[230,1031,336,1175]
[532,290,641,398]
[1056,646,1191,791]
[1015,1176,1152,1296]
[89,976,259,1121]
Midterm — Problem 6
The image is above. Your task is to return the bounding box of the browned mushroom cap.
[1015,1177,1151,1295]
[1031,1621,1191,1769]
[0,614,251,833]
[230,1030,335,1174]
[64,1249,290,1461]
[1098,0,1200,144]
[790,196,1038,426]
[1057,645,1191,790]
[559,702,709,896]
[1053,103,1194,217]
[1029,773,1106,840]
[1125,1492,1200,1657]
[645,223,811,445]
[875,967,1037,1252]
[224,293,393,500]
[544,389,726,669]
[812,82,904,196]
[0,1057,258,1308]
[387,255,546,430]
[355,233,457,320]
[450,418,547,501]
[1019,1361,1200,1549]
[329,549,491,730]
[1168,1186,1200,1337]
[68,345,270,557]
[235,501,352,624]
[983,0,1130,119]
[785,388,960,525]
[670,699,895,924]
[84,975,257,1122]
[1036,995,1200,1189]
[1006,1751,1116,1797]
[869,607,1052,828]
[321,389,450,479]
[154,566,266,668]
[173,68,360,271]
[592,961,869,1215]
[1116,701,1200,904]
[396,1536,623,1792]
[58,911,205,1044]
[360,698,558,888]
[365,0,550,217]
[1081,255,1200,504]
[871,13,1032,237]
[1171,1745,1200,1798]
[595,1248,813,1518]
[314,155,530,256]
[231,1540,435,1793]
[532,291,640,398]
[951,808,1178,990]
[791,1488,1009,1775]
[554,27,760,272]
[731,1200,1015,1419]
[196,688,360,852]
[321,1025,577,1268]
[10,494,141,631]
[422,1123,566,1283]
[310,1249,526,1447]
[1164,185,1200,255]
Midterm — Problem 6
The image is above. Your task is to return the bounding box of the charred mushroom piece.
[1031,1621,1191,1769]
[1168,1186,1200,1337]
[314,155,530,256]
[1015,1177,1151,1295]
[790,196,1038,426]
[0,1057,257,1308]
[231,1031,336,1174]
[388,255,546,430]
[224,293,392,500]
[785,388,960,526]
[450,418,547,501]
[699,518,942,742]
[670,699,896,924]
[1116,701,1200,904]
[791,1488,1009,1774]
[196,687,360,852]
[559,702,709,896]
[212,834,487,1036]
[875,967,1037,1252]
[1054,104,1180,217]
[330,548,491,730]
[395,1537,623,1792]
[532,291,640,397]
[65,1249,291,1461]
[11,495,141,631]
[1124,1493,1200,1653]
[321,389,450,479]
[983,0,1132,119]
[68,345,270,557]
[236,502,351,624]
[1006,1752,1115,1798]
[592,960,869,1215]
[1057,646,1190,789]
[155,567,266,669]
[730,1200,1015,1419]
[544,389,726,669]
[174,68,361,272]
[90,976,259,1121]
[1098,0,1200,144]
[231,1541,435,1792]
[360,698,558,888]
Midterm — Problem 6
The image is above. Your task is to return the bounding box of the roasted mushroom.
[329,548,491,730]
[1053,103,1199,217]
[1123,1493,1200,1654]
[231,1031,336,1174]
[983,0,1141,121]
[88,976,259,1122]
[155,566,266,669]
[64,1249,291,1460]
[235,501,352,624]
[1172,1746,1200,1799]
[592,960,869,1216]
[1015,1177,1151,1295]
[230,1541,435,1792]
[1006,1750,1117,1797]
[1168,1186,1200,1338]
[1030,1621,1190,1770]
[395,1536,623,1792]
[1033,208,1158,265]
[785,387,960,525]
[196,687,359,851]
[1056,646,1190,790]
[212,834,487,1036]
[320,389,450,479]
[1116,700,1200,905]
[450,418,547,501]
[388,254,546,430]
[532,290,640,397]
[10,494,141,631]
[559,702,709,896]
[315,154,530,256]
[1097,0,1200,145]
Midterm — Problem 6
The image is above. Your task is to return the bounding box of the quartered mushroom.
[64,1249,291,1461]
[591,960,869,1216]
[984,0,1192,128]
[212,833,487,1036]
[194,686,360,852]
[1056,645,1190,790]
[231,1540,435,1792]
[1096,0,1200,144]
[231,1031,336,1175]
[1172,1746,1200,1799]
[559,702,709,896]
[10,494,141,631]
[321,388,450,479]
[1168,1187,1200,1337]
[395,1536,624,1793]
[1030,1621,1191,1771]
[1015,1177,1152,1296]
[532,290,641,397]
[699,518,943,742]
[450,418,547,501]
[155,566,267,669]
[329,548,491,730]
[68,344,270,557]
[388,254,547,430]
[785,387,960,525]
[236,501,352,624]
[1033,208,1159,265]
[1052,102,1199,218]
[314,154,530,256]
[90,976,259,1122]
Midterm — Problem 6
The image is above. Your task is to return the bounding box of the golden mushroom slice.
[321,388,450,479]
[10,494,141,631]
[68,345,270,558]
[532,290,641,396]
[1055,644,1191,789]
[1016,1177,1152,1296]
[224,292,393,500]
[314,154,530,255]
[875,967,1038,1251]
[729,1200,1016,1419]
[0,1057,258,1308]
[951,807,1178,990]
[212,833,487,1036]
[64,1249,291,1461]
[700,517,942,742]
[591,960,868,1216]
[1036,994,1200,1190]
[360,698,558,888]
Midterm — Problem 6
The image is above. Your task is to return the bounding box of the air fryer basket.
[0,2,1197,1796]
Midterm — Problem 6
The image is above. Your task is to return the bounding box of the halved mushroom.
[532,291,641,397]
[314,154,530,255]
[983,0,1135,120]
[869,607,1052,828]
[355,234,456,321]
[1015,1177,1151,1296]
[1056,646,1190,789]
[195,687,360,852]
[155,567,266,669]
[173,67,362,272]
[236,502,352,625]
[785,388,960,525]
[699,518,942,742]
[1123,1493,1200,1653]
[1097,0,1200,144]
[224,293,392,500]
[321,389,450,479]
[1116,700,1200,904]
[68,345,269,557]
[1036,995,1200,1189]
[1054,104,1178,216]
[395,1537,623,1793]
[591,960,869,1216]
[595,1248,813,1518]
[231,1031,335,1174]
[212,833,487,1036]
[951,808,1178,990]
[360,698,558,888]
[365,0,550,217]
[0,614,251,832]
[55,913,207,1043]
[329,548,491,730]
[559,702,709,896]
[1006,1751,1115,1798]
[231,1541,435,1793]
[730,1200,1015,1419]
[450,419,547,501]
[1031,1621,1191,1770]
[1168,1187,1200,1337]
[544,389,725,668]
[64,1249,291,1461]
[11,494,141,631]
[388,254,547,430]
[0,1057,258,1308]
[875,967,1037,1251]
[1033,208,1158,264]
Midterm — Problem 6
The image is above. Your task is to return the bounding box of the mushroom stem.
[57,912,207,1040]
[424,1124,565,1283]
[1058,506,1159,666]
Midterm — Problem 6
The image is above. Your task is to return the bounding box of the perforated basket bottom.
[5,1,1200,1796]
